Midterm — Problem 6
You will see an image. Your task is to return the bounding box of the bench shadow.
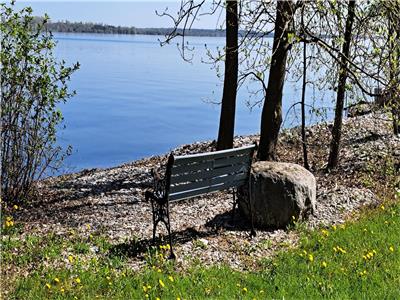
[108,210,259,259]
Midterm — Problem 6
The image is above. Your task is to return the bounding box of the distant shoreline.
[44,19,226,37]
[39,19,271,38]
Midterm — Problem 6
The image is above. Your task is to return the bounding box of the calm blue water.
[54,33,333,173]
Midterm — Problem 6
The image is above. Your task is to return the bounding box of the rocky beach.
[15,111,399,270]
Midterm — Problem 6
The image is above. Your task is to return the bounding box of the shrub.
[0,1,79,204]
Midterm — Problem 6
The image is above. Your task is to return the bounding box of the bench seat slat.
[170,172,248,194]
[173,145,255,166]
[171,154,251,174]
[170,162,250,185]
[169,179,246,202]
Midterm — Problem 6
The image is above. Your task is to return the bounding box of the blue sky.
[15,1,221,28]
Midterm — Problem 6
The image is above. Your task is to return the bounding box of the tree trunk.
[301,19,310,170]
[257,0,294,161]
[389,6,400,135]
[217,0,238,150]
[327,0,356,169]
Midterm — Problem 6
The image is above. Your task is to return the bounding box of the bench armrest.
[145,168,168,204]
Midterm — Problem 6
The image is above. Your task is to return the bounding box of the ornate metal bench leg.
[145,191,158,244]
[165,202,175,259]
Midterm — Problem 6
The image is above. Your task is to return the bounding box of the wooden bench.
[145,144,256,258]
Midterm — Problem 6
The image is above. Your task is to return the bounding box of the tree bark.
[389,5,400,135]
[301,14,310,170]
[217,0,238,150]
[327,0,356,169]
[257,0,294,161]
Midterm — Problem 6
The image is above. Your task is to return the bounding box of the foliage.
[0,2,79,204]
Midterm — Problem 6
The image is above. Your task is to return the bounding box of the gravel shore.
[17,111,399,270]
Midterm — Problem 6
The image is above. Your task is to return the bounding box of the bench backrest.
[164,144,256,202]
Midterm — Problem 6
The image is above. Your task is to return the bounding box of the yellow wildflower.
[68,255,74,263]
[243,287,248,292]
[13,204,19,210]
[381,205,385,210]
[75,278,81,284]
[143,285,148,292]
[46,283,52,289]
[156,297,161,300]
[86,224,91,230]
[60,287,65,293]
[359,270,367,276]
[168,275,174,282]
[308,254,314,262]
[145,295,149,298]
[332,225,337,231]
[157,269,162,273]
[389,246,394,252]
[159,279,165,288]
[321,261,327,268]
[321,229,329,237]
[54,277,60,283]
[260,290,265,294]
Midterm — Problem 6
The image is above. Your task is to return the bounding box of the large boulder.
[238,161,316,228]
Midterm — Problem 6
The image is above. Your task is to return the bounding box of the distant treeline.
[40,19,228,37]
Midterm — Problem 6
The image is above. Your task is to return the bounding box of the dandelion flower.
[389,246,394,252]
[308,254,314,262]
[321,261,327,268]
[381,205,385,210]
[46,283,52,289]
[156,297,161,300]
[60,287,65,293]
[157,269,162,273]
[75,278,81,284]
[54,277,60,283]
[159,279,165,288]
[143,286,148,292]
[332,225,337,231]
[68,255,74,263]
[243,287,248,292]
[168,275,174,282]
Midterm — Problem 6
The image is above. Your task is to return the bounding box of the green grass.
[2,200,400,299]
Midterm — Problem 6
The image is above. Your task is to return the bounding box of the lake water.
[54,33,334,173]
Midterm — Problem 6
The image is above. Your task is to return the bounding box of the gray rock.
[238,161,316,228]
